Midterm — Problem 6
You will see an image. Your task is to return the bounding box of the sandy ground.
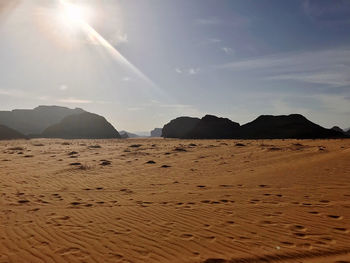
[0,138,350,263]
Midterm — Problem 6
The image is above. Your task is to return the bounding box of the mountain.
[119,130,140,138]
[150,128,162,137]
[41,112,121,139]
[239,114,344,139]
[184,115,240,139]
[120,131,129,139]
[162,117,200,138]
[0,106,85,135]
[0,125,27,140]
[331,126,345,134]
[162,114,345,139]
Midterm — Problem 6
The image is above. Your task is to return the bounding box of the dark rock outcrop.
[41,112,121,139]
[331,126,346,134]
[345,128,350,135]
[239,114,344,139]
[184,115,240,139]
[0,106,85,135]
[162,114,345,139]
[162,117,200,138]
[0,125,27,140]
[150,128,162,137]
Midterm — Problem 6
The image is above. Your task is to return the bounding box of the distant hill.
[184,115,240,139]
[162,117,200,138]
[0,106,85,135]
[239,114,344,139]
[331,126,346,134]
[41,112,121,139]
[162,114,345,139]
[0,125,27,140]
[150,128,162,137]
[119,130,140,138]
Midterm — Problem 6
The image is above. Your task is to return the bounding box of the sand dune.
[0,139,350,262]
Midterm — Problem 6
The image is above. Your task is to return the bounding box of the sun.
[59,0,91,27]
[64,4,86,22]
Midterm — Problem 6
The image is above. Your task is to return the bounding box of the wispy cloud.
[208,38,222,44]
[219,48,350,87]
[221,47,234,55]
[59,84,68,91]
[302,0,350,25]
[175,67,200,75]
[188,68,200,75]
[58,98,92,104]
[122,77,131,82]
[0,89,24,97]
[109,31,128,45]
[159,104,194,109]
[127,107,143,111]
[175,68,182,74]
[195,17,221,25]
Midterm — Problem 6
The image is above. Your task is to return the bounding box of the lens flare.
[59,0,156,88]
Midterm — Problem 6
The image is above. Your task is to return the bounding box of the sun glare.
[59,0,91,28]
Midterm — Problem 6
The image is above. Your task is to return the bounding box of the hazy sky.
[1,0,350,132]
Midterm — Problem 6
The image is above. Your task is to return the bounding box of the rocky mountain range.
[41,112,121,139]
[161,117,200,138]
[0,106,84,135]
[162,114,346,139]
[0,106,120,140]
[150,128,162,137]
[0,105,348,140]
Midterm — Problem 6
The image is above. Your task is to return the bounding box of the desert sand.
[0,138,350,263]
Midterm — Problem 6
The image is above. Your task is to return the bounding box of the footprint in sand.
[309,211,320,215]
[280,241,295,248]
[293,232,308,238]
[333,227,348,233]
[289,225,307,231]
[327,215,343,220]
[258,184,269,188]
[180,233,194,240]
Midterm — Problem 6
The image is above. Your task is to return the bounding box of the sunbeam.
[59,0,156,88]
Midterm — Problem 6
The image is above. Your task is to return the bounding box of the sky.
[1,0,350,132]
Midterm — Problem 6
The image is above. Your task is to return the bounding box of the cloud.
[109,31,128,45]
[0,89,23,97]
[188,68,200,75]
[58,98,92,104]
[127,107,143,111]
[266,72,350,87]
[195,15,249,27]
[122,77,131,81]
[221,47,234,55]
[59,85,68,91]
[175,68,182,74]
[314,94,350,114]
[195,17,221,25]
[302,0,350,25]
[208,38,222,44]
[219,48,350,87]
[159,104,194,109]
[175,67,200,75]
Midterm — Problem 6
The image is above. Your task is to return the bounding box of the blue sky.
[1,0,350,132]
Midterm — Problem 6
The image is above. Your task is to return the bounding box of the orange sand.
[0,139,350,262]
